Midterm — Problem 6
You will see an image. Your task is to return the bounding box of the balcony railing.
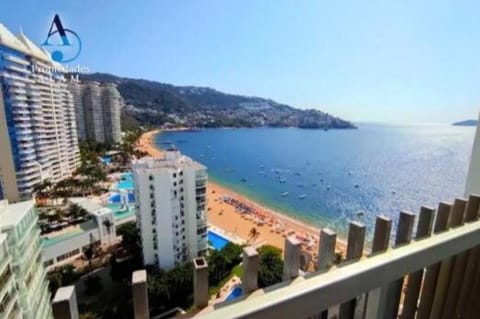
[197,194,480,319]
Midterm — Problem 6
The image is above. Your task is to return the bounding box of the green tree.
[83,235,96,272]
[70,204,88,219]
[117,222,139,253]
[33,179,53,204]
[258,245,284,288]
[222,242,243,266]
[208,249,229,285]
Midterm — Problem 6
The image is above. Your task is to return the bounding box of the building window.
[179,171,183,176]
[173,173,176,178]
[149,175,153,181]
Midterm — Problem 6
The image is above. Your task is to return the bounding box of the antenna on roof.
[19,26,24,35]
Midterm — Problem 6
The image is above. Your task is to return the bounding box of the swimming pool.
[225,286,242,302]
[117,180,134,190]
[116,172,134,190]
[208,231,230,250]
[108,192,135,203]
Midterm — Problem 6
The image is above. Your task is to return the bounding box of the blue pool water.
[208,231,230,250]
[117,180,134,190]
[157,125,475,236]
[225,286,243,302]
[108,192,135,203]
[117,172,134,190]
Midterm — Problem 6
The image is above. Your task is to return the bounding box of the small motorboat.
[299,194,307,199]
[281,192,289,197]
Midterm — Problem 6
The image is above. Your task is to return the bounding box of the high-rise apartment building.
[0,24,80,202]
[0,233,21,319]
[68,81,122,144]
[132,150,208,270]
[0,200,53,319]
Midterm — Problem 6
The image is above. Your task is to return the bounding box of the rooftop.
[41,219,97,248]
[132,270,147,284]
[0,200,34,229]
[69,198,113,217]
[132,151,206,173]
[0,23,53,63]
[52,286,75,303]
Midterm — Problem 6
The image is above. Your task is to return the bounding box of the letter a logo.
[42,15,71,46]
[41,14,82,63]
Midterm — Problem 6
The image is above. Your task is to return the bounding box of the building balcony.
[0,264,13,298]
[16,134,33,142]
[5,78,26,87]
[18,154,36,163]
[0,291,18,319]
[4,54,29,66]
[197,195,480,319]
[14,121,32,129]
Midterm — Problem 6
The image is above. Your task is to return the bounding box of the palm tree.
[83,234,96,272]
[103,219,113,246]
[33,179,52,205]
[249,227,260,244]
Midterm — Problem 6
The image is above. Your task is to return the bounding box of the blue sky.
[1,0,480,123]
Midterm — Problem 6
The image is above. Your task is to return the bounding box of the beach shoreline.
[137,129,346,258]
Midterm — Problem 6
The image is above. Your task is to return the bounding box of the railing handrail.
[198,218,480,319]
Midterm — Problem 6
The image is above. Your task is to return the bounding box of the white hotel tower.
[0,24,80,202]
[68,81,122,144]
[0,200,53,319]
[132,150,208,270]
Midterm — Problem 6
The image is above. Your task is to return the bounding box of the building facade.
[0,200,53,319]
[0,24,80,202]
[0,233,21,319]
[132,150,208,270]
[68,81,122,144]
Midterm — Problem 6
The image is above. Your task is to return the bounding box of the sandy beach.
[137,129,346,262]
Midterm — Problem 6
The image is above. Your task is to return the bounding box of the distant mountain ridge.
[79,73,356,130]
[452,119,478,126]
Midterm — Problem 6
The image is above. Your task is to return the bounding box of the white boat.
[281,192,289,197]
[299,194,307,199]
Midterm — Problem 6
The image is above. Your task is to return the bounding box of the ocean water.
[156,124,475,237]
